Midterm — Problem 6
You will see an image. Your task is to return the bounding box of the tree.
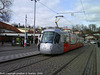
[11,23,19,28]
[97,27,100,33]
[0,0,12,22]
[88,24,96,32]
[72,24,82,31]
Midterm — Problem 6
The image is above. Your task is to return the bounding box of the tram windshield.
[41,32,55,43]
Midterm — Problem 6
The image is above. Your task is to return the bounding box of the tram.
[40,28,84,54]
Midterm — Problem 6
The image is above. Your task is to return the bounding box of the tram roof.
[43,28,63,33]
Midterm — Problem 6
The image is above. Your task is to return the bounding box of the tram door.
[69,33,71,50]
[53,33,63,53]
[64,34,70,52]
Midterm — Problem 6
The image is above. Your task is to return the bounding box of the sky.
[9,0,100,28]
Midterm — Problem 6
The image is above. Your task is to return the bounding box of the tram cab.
[40,28,64,54]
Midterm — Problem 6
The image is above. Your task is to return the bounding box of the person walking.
[97,40,100,47]
[2,40,4,46]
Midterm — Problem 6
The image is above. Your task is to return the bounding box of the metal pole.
[32,0,37,47]
[24,15,27,47]
[33,0,36,46]
[31,0,39,46]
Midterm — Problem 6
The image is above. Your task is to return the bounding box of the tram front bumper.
[40,43,52,54]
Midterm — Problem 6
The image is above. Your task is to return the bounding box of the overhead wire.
[38,1,74,26]
[80,0,88,21]
[63,17,74,25]
[11,13,34,26]
[12,1,76,27]
[38,1,58,14]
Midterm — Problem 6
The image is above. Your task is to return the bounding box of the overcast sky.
[10,0,100,28]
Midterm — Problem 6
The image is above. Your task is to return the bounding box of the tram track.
[0,44,95,75]
[8,56,52,73]
[82,45,97,75]
[10,45,89,74]
[51,48,86,75]
[50,45,96,75]
[0,54,53,73]
[82,47,94,75]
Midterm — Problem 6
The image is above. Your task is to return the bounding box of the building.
[85,34,97,40]
[72,30,82,35]
[0,21,21,33]
[0,21,41,45]
[0,21,22,42]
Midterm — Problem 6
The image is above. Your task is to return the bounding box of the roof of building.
[0,21,21,33]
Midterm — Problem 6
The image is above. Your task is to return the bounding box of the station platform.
[0,51,40,63]
[0,43,40,63]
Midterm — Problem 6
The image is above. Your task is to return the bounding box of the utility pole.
[24,15,27,47]
[31,0,39,47]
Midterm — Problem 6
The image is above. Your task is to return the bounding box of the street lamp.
[31,0,39,46]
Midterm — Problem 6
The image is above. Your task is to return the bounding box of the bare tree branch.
[0,0,12,22]
[0,0,5,10]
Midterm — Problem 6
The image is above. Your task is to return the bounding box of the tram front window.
[41,32,55,43]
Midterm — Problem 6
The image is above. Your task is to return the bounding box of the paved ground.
[0,43,99,75]
[0,43,37,51]
[97,45,100,75]
[0,43,40,63]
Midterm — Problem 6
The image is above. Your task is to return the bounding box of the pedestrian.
[12,38,15,46]
[97,40,100,47]
[2,40,4,46]
[22,38,24,47]
[37,40,40,51]
[35,38,38,45]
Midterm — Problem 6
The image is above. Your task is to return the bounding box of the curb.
[0,51,40,64]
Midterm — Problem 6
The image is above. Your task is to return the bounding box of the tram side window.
[71,37,76,44]
[80,39,83,43]
[64,35,69,43]
[54,33,60,44]
[77,38,80,43]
